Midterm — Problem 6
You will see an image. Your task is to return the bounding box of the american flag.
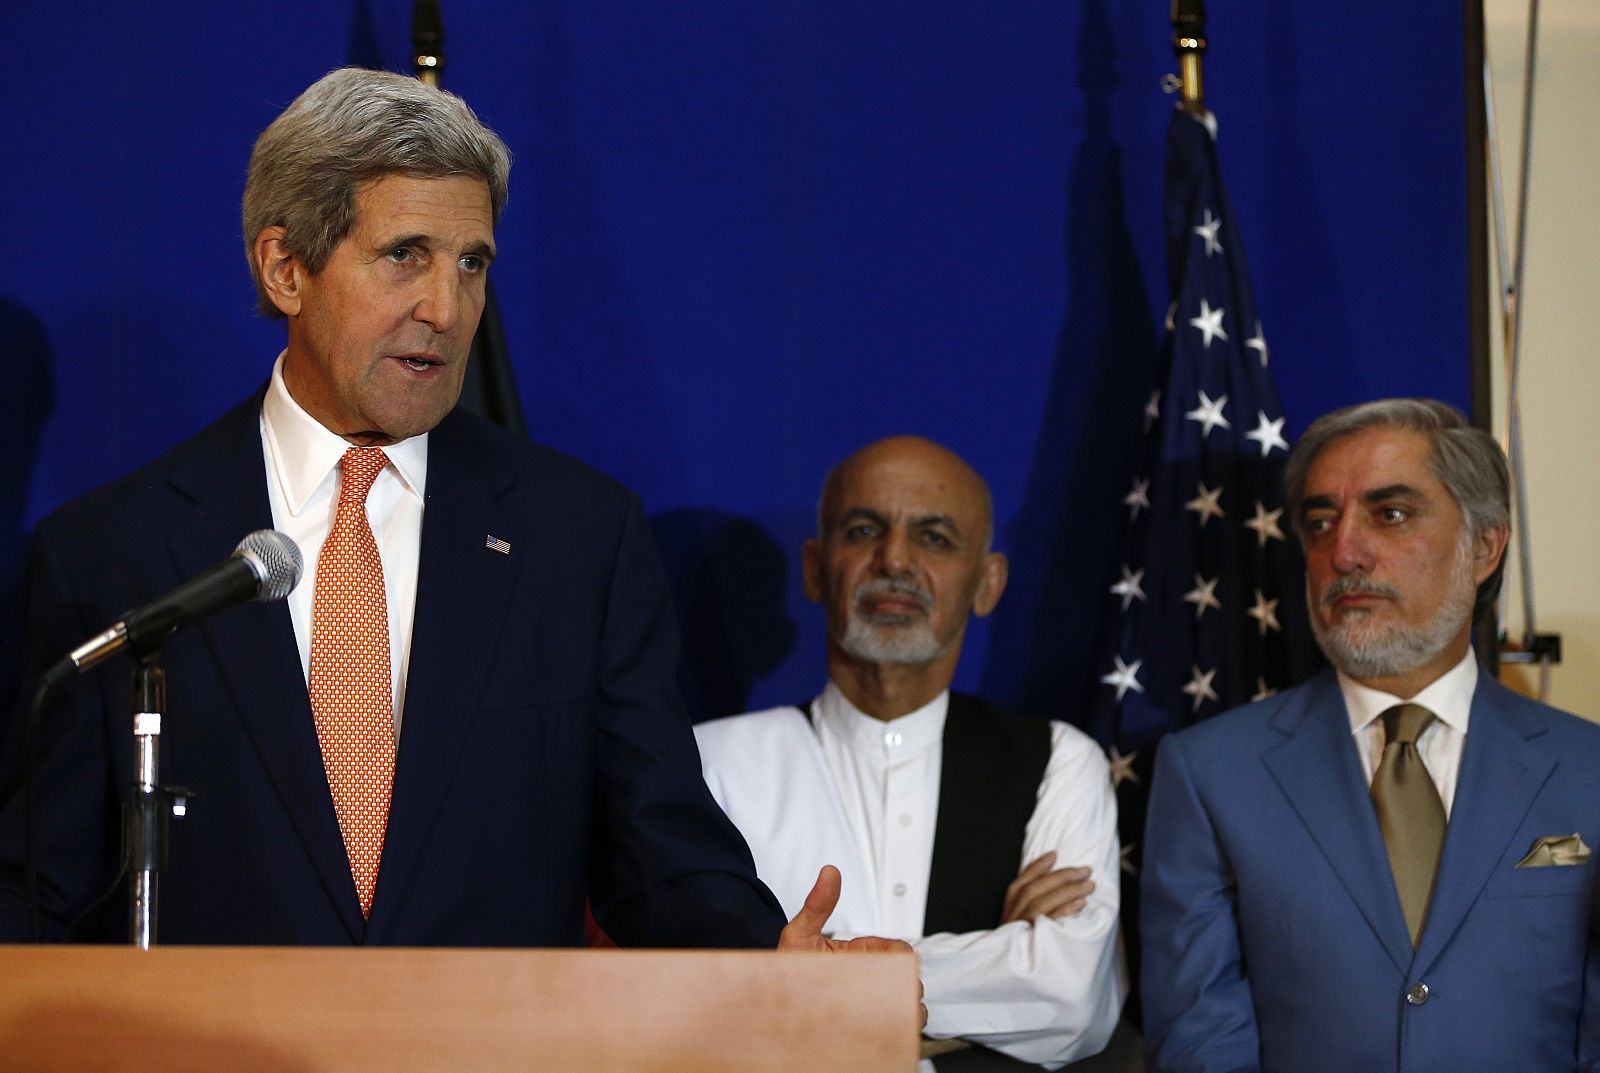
[1083,106,1321,976]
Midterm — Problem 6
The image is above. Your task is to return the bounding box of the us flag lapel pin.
[486,535,511,555]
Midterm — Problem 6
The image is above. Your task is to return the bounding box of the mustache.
[1319,575,1402,610]
[852,577,933,612]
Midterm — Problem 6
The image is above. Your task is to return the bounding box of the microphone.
[48,530,303,683]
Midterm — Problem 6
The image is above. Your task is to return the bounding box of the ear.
[253,226,305,317]
[801,538,823,603]
[1471,525,1509,587]
[971,551,1009,618]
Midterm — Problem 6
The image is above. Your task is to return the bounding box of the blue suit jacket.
[1142,667,1600,1072]
[0,391,784,947]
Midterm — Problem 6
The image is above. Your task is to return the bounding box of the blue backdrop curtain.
[2,1,1470,726]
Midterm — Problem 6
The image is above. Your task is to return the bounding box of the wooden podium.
[0,946,921,1072]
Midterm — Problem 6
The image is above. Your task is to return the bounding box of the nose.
[873,527,913,578]
[1328,515,1373,576]
[413,265,462,333]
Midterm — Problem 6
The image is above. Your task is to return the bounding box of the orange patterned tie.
[309,447,396,919]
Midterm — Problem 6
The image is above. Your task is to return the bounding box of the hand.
[999,852,1094,924]
[778,864,903,953]
[777,865,927,1030]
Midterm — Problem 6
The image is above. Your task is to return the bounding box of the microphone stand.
[125,658,190,949]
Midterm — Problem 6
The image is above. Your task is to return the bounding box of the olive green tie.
[1371,703,1446,947]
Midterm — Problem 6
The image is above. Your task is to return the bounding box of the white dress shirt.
[1340,649,1478,817]
[259,354,428,734]
[696,682,1127,1069]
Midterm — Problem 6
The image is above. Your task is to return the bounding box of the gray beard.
[840,617,945,665]
[1309,537,1476,680]
[838,577,946,666]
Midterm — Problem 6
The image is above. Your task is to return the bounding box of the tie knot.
[338,447,389,503]
[1381,703,1434,747]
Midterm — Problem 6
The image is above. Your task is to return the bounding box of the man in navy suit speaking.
[1141,398,1600,1071]
[0,68,892,958]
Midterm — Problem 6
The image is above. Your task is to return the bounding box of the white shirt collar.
[813,680,950,754]
[1340,648,1478,737]
[260,352,428,510]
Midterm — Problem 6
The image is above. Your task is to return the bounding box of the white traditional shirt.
[260,353,428,734]
[696,682,1127,1069]
[1341,649,1477,817]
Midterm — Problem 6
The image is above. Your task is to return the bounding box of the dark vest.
[922,693,1051,936]
[804,693,1054,1073]
[925,695,1057,1073]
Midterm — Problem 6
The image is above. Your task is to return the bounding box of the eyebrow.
[378,233,498,263]
[1361,483,1423,504]
[838,507,887,529]
[837,508,961,533]
[911,513,961,533]
[1300,483,1425,516]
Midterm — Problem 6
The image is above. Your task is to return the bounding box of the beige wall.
[1484,1,1600,719]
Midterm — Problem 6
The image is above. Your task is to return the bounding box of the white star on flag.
[1244,501,1286,547]
[1245,321,1269,368]
[1183,573,1222,619]
[1193,207,1224,257]
[1124,477,1151,520]
[1182,664,1219,712]
[1100,655,1144,702]
[1086,106,1321,835]
[1184,482,1225,526]
[1109,566,1147,610]
[1252,676,1278,703]
[1185,390,1231,439]
[1188,298,1228,349]
[1107,747,1141,788]
[1247,590,1281,636]
[1244,411,1289,457]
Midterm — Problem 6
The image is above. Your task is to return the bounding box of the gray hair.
[242,67,512,317]
[1284,398,1510,543]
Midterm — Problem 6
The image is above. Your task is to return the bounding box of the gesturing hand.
[778,865,899,953]
[1000,852,1095,924]
[776,864,926,1029]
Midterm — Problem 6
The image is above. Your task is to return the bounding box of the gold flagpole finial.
[1171,0,1207,113]
[412,0,444,88]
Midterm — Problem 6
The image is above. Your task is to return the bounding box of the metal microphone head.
[235,530,303,602]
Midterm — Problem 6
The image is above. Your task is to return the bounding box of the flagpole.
[1171,0,1207,113]
[409,0,530,436]
[412,0,443,88]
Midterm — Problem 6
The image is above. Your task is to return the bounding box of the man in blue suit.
[1141,398,1600,1072]
[0,68,887,957]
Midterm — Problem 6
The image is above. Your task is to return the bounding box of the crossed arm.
[913,724,1127,1067]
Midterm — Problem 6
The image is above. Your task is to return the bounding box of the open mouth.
[394,355,443,372]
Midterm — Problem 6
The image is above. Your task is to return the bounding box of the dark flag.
[458,277,528,435]
[412,0,528,436]
[1083,106,1321,985]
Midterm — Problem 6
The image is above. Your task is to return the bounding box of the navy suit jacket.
[0,391,785,947]
[1142,667,1600,1073]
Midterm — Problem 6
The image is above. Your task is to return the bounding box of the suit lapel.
[365,412,522,939]
[165,392,364,940]
[1262,671,1414,974]
[1414,678,1554,971]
